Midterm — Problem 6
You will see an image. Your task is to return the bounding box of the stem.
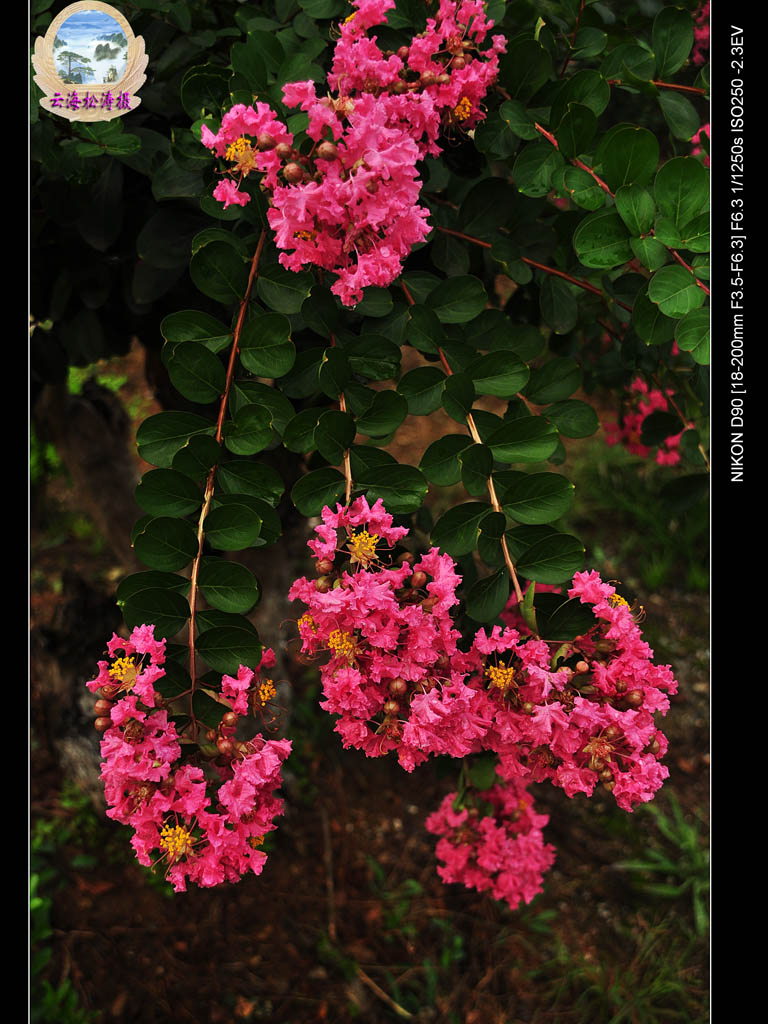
[331,333,354,505]
[187,229,267,730]
[432,225,633,312]
[607,78,708,95]
[560,0,586,77]
[402,281,525,605]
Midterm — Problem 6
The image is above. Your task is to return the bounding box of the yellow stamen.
[298,613,317,634]
[348,529,379,567]
[224,136,259,175]
[248,835,265,849]
[159,823,196,864]
[109,656,138,692]
[487,664,516,693]
[453,96,472,121]
[257,679,276,705]
[608,593,629,609]
[294,229,313,241]
[343,12,356,24]
[328,629,356,663]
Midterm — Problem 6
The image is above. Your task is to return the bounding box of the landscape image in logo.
[54,8,128,86]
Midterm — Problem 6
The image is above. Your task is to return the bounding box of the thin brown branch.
[187,229,267,722]
[560,0,586,77]
[356,967,414,1019]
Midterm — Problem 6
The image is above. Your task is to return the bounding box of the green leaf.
[292,467,346,516]
[123,588,190,640]
[133,517,198,572]
[355,390,407,437]
[199,559,261,614]
[679,213,710,254]
[468,753,498,790]
[405,304,444,354]
[302,285,339,339]
[552,166,606,210]
[256,263,314,313]
[551,70,611,127]
[516,534,584,584]
[597,125,659,191]
[362,465,428,514]
[432,502,494,558]
[239,312,295,377]
[180,64,230,120]
[675,308,710,364]
[632,285,676,345]
[538,597,597,642]
[195,626,262,675]
[499,38,551,100]
[540,276,578,335]
[460,444,493,498]
[652,6,694,79]
[318,347,351,399]
[572,27,607,58]
[397,366,446,415]
[283,408,321,453]
[117,571,190,605]
[496,471,575,524]
[190,242,248,303]
[204,503,262,550]
[466,569,510,624]
[486,418,559,463]
[601,43,656,82]
[172,434,221,481]
[654,157,709,229]
[161,310,231,355]
[349,446,397,478]
[215,495,280,545]
[500,100,538,139]
[217,460,284,506]
[573,209,632,269]
[344,335,401,380]
[230,380,294,435]
[512,141,564,198]
[525,357,581,404]
[555,103,597,159]
[168,342,226,404]
[426,276,487,324]
[648,266,707,318]
[137,412,214,468]
[543,400,599,438]
[658,91,700,141]
[466,352,529,398]
[458,178,517,239]
[314,410,356,463]
[441,373,476,424]
[354,287,393,318]
[630,237,669,272]
[135,469,202,518]
[419,435,473,486]
[224,404,273,455]
[615,184,656,236]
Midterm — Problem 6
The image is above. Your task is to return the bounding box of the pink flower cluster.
[290,500,677,907]
[692,1,710,66]
[425,778,555,910]
[87,627,290,892]
[603,377,688,466]
[201,0,505,304]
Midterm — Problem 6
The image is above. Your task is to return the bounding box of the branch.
[187,229,268,729]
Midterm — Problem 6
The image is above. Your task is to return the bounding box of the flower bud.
[397,551,416,565]
[397,46,409,60]
[257,132,276,151]
[421,597,438,613]
[437,73,450,84]
[626,690,643,707]
[316,575,333,593]
[94,716,111,732]
[222,712,237,729]
[384,700,400,715]
[574,661,589,674]
[316,559,335,575]
[316,141,338,161]
[452,56,466,70]
[420,71,436,86]
[599,768,614,783]
[217,737,234,757]
[94,699,113,715]
[275,142,293,160]
[205,729,217,742]
[410,571,427,589]
[389,678,408,696]
[284,162,304,183]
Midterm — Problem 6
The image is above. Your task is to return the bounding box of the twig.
[187,229,267,729]
[357,967,414,1018]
